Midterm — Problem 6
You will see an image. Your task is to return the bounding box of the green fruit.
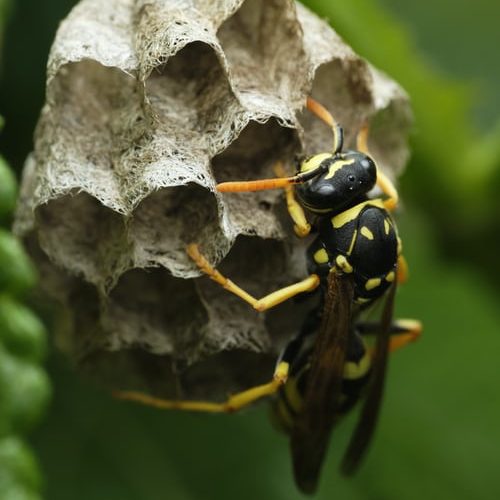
[0,347,51,436]
[0,436,42,500]
[0,296,46,362]
[0,230,36,295]
[0,155,17,224]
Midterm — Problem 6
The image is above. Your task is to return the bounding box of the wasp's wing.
[340,279,397,475]
[290,271,354,494]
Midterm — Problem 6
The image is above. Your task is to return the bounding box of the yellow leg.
[364,318,422,357]
[397,255,409,284]
[273,162,311,238]
[187,244,320,312]
[388,319,422,352]
[356,123,399,211]
[114,361,290,413]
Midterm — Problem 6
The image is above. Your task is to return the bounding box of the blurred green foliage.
[0,0,499,499]
[1,4,50,498]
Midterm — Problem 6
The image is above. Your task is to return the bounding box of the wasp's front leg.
[272,161,311,238]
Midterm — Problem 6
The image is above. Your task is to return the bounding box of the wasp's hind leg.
[114,361,290,413]
[357,318,422,353]
[186,244,320,312]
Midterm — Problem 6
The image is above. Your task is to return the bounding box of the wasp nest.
[15,0,411,400]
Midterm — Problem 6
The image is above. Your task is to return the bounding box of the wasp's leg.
[387,319,422,352]
[358,318,422,353]
[356,123,399,212]
[273,161,311,238]
[397,254,409,284]
[187,244,320,312]
[114,361,289,413]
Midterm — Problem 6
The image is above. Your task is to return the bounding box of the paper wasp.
[115,97,421,493]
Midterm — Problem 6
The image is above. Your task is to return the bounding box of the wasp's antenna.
[216,164,329,192]
[217,97,342,193]
[306,97,344,154]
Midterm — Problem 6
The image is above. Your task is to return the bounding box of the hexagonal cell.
[38,60,142,212]
[145,41,239,156]
[217,0,308,109]
[194,235,313,358]
[299,60,374,155]
[103,266,208,359]
[35,192,130,290]
[179,349,275,401]
[130,183,226,276]
[16,0,413,404]
[363,90,412,177]
[81,348,275,403]
[211,118,300,239]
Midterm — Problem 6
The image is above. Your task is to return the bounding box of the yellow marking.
[331,199,385,229]
[272,399,295,431]
[300,153,332,173]
[347,230,358,256]
[397,237,403,255]
[324,158,355,180]
[384,218,391,235]
[385,271,395,282]
[356,297,371,305]
[283,377,303,413]
[343,352,371,380]
[313,248,329,264]
[360,226,374,240]
[335,255,353,273]
[365,278,381,291]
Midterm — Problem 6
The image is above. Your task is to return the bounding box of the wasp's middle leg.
[187,244,320,312]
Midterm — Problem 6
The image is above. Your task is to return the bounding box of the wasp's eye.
[348,175,355,182]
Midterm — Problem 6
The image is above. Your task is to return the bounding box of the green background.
[1,0,500,498]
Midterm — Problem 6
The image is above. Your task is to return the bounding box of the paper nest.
[14,0,412,400]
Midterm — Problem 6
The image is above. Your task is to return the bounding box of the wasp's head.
[295,151,377,214]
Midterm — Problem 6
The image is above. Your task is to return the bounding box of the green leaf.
[0,296,47,362]
[0,437,42,500]
[0,155,17,225]
[0,230,37,295]
[0,347,51,436]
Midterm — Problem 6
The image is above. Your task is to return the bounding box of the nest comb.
[14,0,412,400]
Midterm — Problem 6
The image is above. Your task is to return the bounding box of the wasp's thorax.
[295,152,377,214]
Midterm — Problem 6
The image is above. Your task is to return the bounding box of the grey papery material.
[14,0,411,399]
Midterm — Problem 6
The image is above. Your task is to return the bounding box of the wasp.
[115,97,421,494]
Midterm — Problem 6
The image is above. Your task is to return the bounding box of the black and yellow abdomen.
[311,199,398,305]
[271,326,372,434]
